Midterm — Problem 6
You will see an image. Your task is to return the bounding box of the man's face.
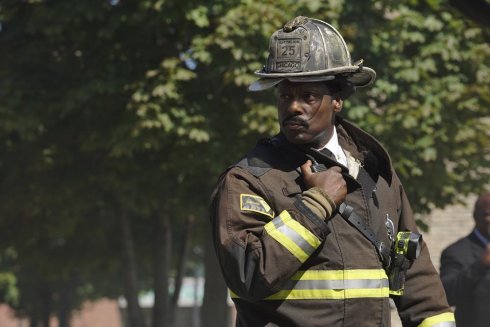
[276,81,341,149]
[475,194,490,238]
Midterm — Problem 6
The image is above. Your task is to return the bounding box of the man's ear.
[333,96,343,112]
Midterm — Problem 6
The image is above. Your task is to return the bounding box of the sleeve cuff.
[301,187,336,220]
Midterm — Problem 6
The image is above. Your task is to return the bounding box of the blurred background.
[0,0,488,326]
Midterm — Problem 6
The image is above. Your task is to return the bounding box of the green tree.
[188,0,489,215]
[0,0,210,326]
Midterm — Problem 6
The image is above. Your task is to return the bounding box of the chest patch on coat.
[240,194,275,218]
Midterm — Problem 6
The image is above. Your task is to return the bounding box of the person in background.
[440,192,490,327]
[210,16,455,326]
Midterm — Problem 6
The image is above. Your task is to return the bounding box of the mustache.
[282,116,308,127]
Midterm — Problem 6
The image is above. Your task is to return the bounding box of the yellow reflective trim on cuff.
[229,289,238,298]
[280,211,321,248]
[264,211,320,263]
[418,312,455,327]
[265,217,309,263]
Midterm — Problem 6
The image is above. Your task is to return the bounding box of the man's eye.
[279,94,290,101]
[304,93,320,101]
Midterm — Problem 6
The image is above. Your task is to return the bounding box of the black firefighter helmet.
[249,16,376,99]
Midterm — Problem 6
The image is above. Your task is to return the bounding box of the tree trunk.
[58,277,76,327]
[201,222,229,327]
[120,207,146,327]
[152,206,171,327]
[29,315,38,327]
[41,286,52,327]
[170,214,195,326]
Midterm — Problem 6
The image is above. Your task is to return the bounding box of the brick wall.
[0,299,121,327]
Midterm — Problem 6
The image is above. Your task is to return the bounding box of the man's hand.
[301,160,347,206]
[480,244,490,267]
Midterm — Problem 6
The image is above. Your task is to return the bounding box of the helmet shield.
[249,16,376,95]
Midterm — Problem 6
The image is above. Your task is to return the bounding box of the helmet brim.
[248,66,376,92]
[248,75,335,92]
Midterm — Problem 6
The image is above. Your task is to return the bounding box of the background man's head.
[474,193,490,238]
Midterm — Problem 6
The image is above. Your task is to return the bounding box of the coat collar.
[335,116,393,184]
[273,116,393,184]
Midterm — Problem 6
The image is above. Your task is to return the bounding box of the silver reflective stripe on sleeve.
[264,211,321,262]
[271,213,316,254]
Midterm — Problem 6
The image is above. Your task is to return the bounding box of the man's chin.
[283,132,311,145]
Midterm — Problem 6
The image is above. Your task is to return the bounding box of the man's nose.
[287,98,304,114]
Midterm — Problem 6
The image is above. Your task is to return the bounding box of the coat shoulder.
[235,138,295,177]
[441,233,476,257]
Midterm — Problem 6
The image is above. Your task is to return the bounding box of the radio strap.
[338,167,392,268]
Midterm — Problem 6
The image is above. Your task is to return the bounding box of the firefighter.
[210,16,455,326]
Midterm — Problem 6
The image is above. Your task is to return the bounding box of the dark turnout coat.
[210,117,454,327]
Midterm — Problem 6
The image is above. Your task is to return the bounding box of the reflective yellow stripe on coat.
[231,269,389,300]
[418,312,456,327]
[265,210,321,263]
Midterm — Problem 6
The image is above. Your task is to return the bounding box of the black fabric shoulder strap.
[357,167,377,201]
[339,202,391,268]
[339,167,391,268]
